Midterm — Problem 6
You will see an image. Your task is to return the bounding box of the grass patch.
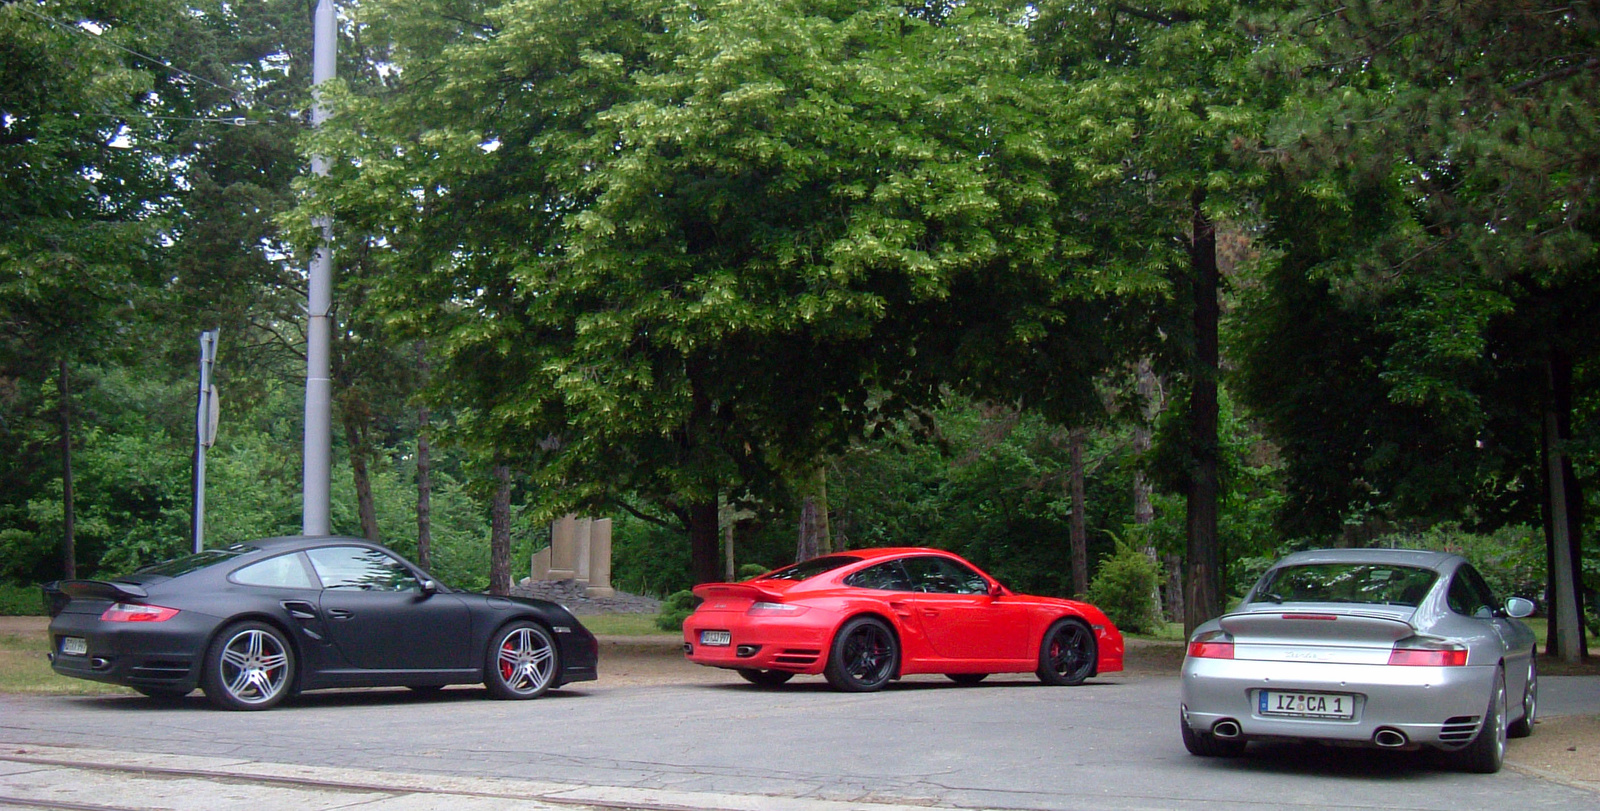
[0,629,126,695]
[580,613,675,637]
[1127,621,1186,642]
[0,583,45,616]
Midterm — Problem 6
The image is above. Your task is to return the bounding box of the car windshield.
[136,546,252,577]
[1251,563,1438,608]
[760,555,862,582]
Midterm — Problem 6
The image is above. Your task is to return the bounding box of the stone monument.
[530,515,614,597]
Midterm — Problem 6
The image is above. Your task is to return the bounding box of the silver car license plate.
[1259,690,1353,719]
[699,630,731,647]
[60,637,88,656]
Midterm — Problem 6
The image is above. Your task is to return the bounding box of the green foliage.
[737,564,769,580]
[655,590,701,632]
[1085,541,1164,636]
[0,584,44,616]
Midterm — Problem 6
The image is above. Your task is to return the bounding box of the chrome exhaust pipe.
[1373,728,1408,748]
[1212,720,1242,739]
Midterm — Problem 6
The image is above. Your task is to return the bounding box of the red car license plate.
[1259,690,1353,719]
[699,630,731,647]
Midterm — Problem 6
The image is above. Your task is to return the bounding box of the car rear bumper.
[47,612,216,692]
[1180,657,1496,749]
[682,610,841,674]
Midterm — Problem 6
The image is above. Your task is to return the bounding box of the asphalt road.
[3,668,1598,811]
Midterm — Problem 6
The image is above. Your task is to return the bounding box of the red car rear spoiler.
[691,582,786,602]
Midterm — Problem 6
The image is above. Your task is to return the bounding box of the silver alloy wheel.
[1491,675,1507,761]
[495,627,555,696]
[217,628,290,706]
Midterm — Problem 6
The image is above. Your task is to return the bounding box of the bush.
[0,583,45,615]
[1085,542,1163,636]
[655,589,701,631]
[737,563,769,580]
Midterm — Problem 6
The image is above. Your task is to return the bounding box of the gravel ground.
[510,579,663,615]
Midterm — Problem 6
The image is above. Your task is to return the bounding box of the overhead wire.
[10,2,251,107]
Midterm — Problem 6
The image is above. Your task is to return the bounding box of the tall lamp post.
[303,0,336,536]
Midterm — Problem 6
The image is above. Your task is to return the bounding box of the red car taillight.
[1187,630,1234,659]
[100,603,180,622]
[1388,638,1468,666]
[747,601,809,617]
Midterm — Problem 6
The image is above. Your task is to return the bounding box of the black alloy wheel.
[824,617,898,692]
[201,620,295,711]
[737,668,795,687]
[1036,619,1096,686]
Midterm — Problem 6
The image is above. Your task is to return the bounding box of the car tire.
[200,620,294,711]
[824,616,898,692]
[1180,709,1246,757]
[484,621,559,700]
[1507,655,1537,739]
[946,673,988,685]
[737,668,795,687]
[1455,668,1507,773]
[1036,619,1096,686]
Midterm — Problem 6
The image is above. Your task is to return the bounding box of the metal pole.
[303,0,336,536]
[193,329,219,553]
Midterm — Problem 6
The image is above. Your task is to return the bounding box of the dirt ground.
[8,616,1596,792]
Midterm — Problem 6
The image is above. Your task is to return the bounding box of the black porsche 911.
[44,536,599,710]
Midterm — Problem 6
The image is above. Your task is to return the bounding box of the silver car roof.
[1271,548,1464,571]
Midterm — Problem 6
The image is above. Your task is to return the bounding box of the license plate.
[699,630,731,647]
[1259,690,1353,719]
[60,637,87,656]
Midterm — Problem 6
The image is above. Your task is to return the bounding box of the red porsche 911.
[682,548,1123,691]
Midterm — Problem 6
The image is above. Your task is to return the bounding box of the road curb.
[0,744,944,811]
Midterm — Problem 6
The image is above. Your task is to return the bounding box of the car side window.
[844,561,915,592]
[306,546,422,592]
[903,556,989,595]
[1447,565,1498,619]
[231,553,318,589]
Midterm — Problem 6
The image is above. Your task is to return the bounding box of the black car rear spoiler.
[41,580,151,617]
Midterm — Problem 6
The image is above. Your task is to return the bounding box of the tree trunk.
[1543,348,1587,662]
[1068,428,1089,597]
[690,498,721,584]
[416,404,433,571]
[1132,358,1165,618]
[1184,188,1222,636]
[797,465,831,561]
[342,412,381,542]
[490,464,512,595]
[58,358,76,580]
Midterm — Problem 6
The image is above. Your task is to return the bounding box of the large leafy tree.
[1,0,189,578]
[1031,0,1295,631]
[301,0,1128,583]
[1240,0,1598,661]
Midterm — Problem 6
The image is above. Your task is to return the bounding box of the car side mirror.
[988,582,1004,598]
[420,579,438,597]
[1504,597,1534,618]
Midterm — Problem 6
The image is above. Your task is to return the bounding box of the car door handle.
[921,609,940,618]
[328,609,354,620]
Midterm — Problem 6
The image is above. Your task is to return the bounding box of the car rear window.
[1252,563,1438,608]
[136,547,252,577]
[760,555,862,582]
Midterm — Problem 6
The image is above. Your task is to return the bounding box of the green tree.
[1243,0,1598,661]
[300,0,1131,584]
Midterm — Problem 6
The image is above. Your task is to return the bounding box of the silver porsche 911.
[1180,549,1537,773]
